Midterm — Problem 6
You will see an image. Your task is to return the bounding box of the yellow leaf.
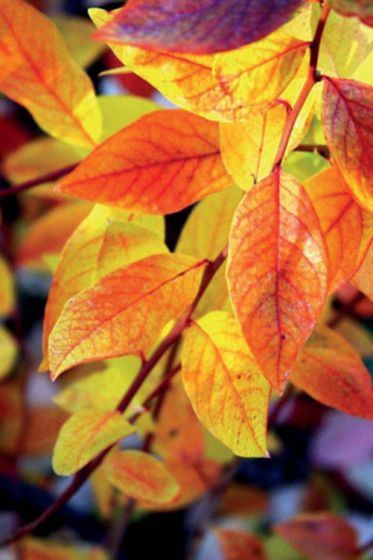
[53,15,105,69]
[0,327,18,380]
[52,408,136,476]
[98,95,159,141]
[48,254,207,379]
[20,537,108,560]
[0,256,15,316]
[0,0,101,147]
[105,449,180,504]
[182,311,271,458]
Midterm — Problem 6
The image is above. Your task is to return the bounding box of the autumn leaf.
[182,311,271,457]
[291,325,373,419]
[322,77,373,211]
[53,15,105,69]
[275,512,360,560]
[304,168,373,291]
[177,187,242,316]
[0,0,101,147]
[227,169,328,393]
[198,528,268,560]
[352,243,373,301]
[52,408,136,476]
[105,449,180,504]
[48,254,207,379]
[0,327,18,380]
[20,537,107,560]
[57,110,231,214]
[220,104,288,191]
[94,0,304,55]
[41,206,166,369]
[327,0,373,27]
[0,256,15,316]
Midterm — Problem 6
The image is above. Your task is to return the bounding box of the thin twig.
[295,144,330,158]
[0,164,77,201]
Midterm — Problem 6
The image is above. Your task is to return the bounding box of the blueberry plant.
[0,0,372,559]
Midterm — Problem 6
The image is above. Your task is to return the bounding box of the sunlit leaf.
[20,537,107,560]
[52,408,136,476]
[48,254,207,379]
[53,15,105,69]
[291,325,373,419]
[327,0,373,27]
[98,94,159,140]
[0,0,101,147]
[182,311,270,457]
[105,449,180,504]
[352,243,373,301]
[0,256,15,316]
[275,512,360,560]
[227,169,328,393]
[304,168,373,291]
[0,327,18,380]
[94,0,304,54]
[57,110,231,214]
[322,77,373,211]
[207,528,268,560]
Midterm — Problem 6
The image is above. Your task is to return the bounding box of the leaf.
[227,169,328,393]
[22,405,69,457]
[275,512,360,560]
[182,311,271,457]
[327,0,373,27]
[98,94,159,141]
[212,34,309,113]
[48,254,207,379]
[94,0,304,55]
[291,325,373,419]
[177,188,242,316]
[0,327,18,380]
[52,408,136,476]
[41,206,167,369]
[57,109,231,214]
[0,0,101,147]
[352,244,373,300]
[304,168,373,291]
[220,104,288,191]
[105,449,180,504]
[197,528,267,560]
[17,202,92,269]
[20,537,108,560]
[0,256,15,316]
[53,15,105,69]
[322,77,373,211]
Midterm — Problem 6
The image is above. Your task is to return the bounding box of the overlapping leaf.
[322,77,373,211]
[304,168,373,291]
[57,110,231,214]
[52,408,136,475]
[105,449,180,504]
[53,15,105,69]
[227,170,328,393]
[0,256,15,316]
[94,0,304,54]
[0,327,18,380]
[291,325,373,418]
[182,311,270,457]
[0,0,101,147]
[48,254,207,379]
[327,0,373,27]
[352,244,373,300]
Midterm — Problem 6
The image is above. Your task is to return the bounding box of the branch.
[0,164,77,202]
[1,247,227,548]
[295,144,330,158]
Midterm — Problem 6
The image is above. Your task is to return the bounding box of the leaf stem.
[273,4,330,168]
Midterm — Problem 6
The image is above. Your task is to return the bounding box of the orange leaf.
[105,449,180,504]
[291,325,373,419]
[17,202,92,269]
[352,243,373,301]
[52,408,136,475]
[20,537,107,560]
[304,167,373,291]
[182,311,271,457]
[198,528,267,560]
[227,169,328,393]
[0,256,15,316]
[0,0,101,147]
[57,110,231,214]
[48,254,207,379]
[322,77,373,211]
[275,512,360,560]
[327,0,373,27]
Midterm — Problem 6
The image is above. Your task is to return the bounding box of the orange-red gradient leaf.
[212,528,268,560]
[327,0,373,27]
[322,78,373,211]
[94,0,304,55]
[49,254,207,379]
[52,408,136,476]
[105,449,180,504]
[275,512,360,560]
[304,168,373,292]
[227,170,328,393]
[291,325,373,419]
[182,311,271,457]
[0,0,101,147]
[57,110,231,214]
